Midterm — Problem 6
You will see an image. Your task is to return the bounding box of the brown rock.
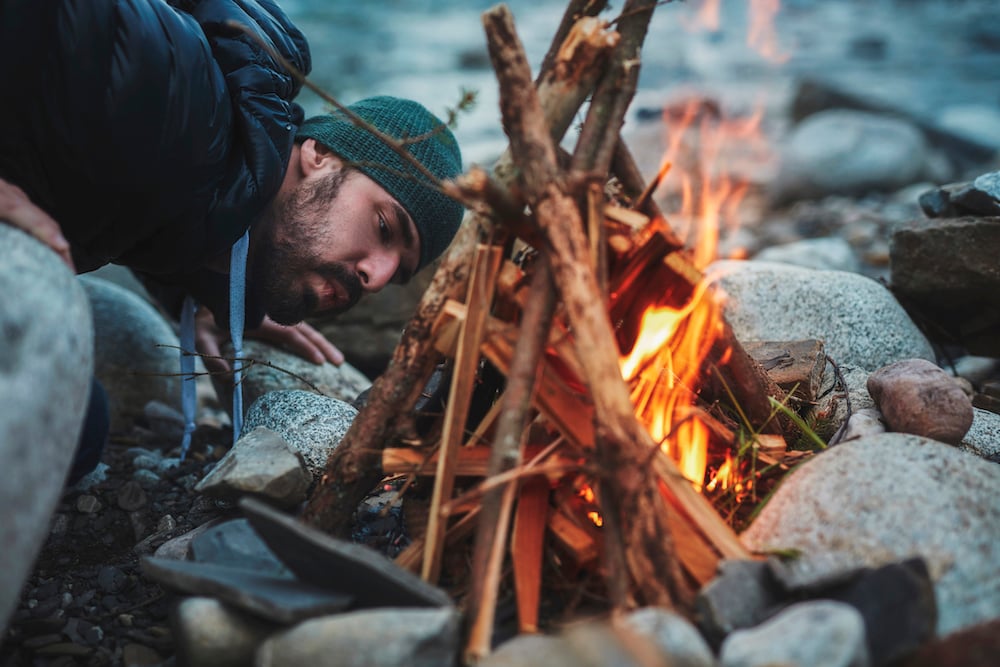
[867,359,974,444]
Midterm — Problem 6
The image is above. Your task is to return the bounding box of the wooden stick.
[423,244,504,584]
[466,258,557,661]
[382,444,549,477]
[512,478,550,634]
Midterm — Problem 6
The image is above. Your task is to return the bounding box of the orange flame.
[657,100,765,266]
[748,0,790,64]
[682,0,789,63]
[618,97,768,490]
[578,485,604,527]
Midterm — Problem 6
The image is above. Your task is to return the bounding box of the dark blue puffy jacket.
[0,0,311,278]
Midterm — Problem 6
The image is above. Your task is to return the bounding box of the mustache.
[318,263,363,310]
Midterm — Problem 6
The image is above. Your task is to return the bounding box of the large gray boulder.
[711,260,934,371]
[79,275,182,433]
[0,227,94,631]
[741,434,1000,636]
[772,109,931,202]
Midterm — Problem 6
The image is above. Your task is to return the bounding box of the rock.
[243,390,357,479]
[79,275,182,433]
[899,617,1000,667]
[961,408,1000,463]
[772,109,929,202]
[695,559,785,648]
[814,363,876,444]
[189,519,290,577]
[140,557,351,625]
[711,260,934,371]
[478,634,576,667]
[827,559,937,666]
[741,434,1000,635]
[618,607,716,667]
[867,359,975,444]
[121,643,163,667]
[952,356,1000,387]
[719,600,869,667]
[0,227,94,632]
[240,497,453,609]
[889,217,1000,303]
[256,607,461,667]
[938,106,1000,151]
[172,596,277,667]
[215,339,371,421]
[888,215,1000,355]
[918,174,1000,218]
[153,518,228,561]
[117,480,148,512]
[753,237,862,273]
[561,620,688,667]
[839,407,886,443]
[743,339,827,404]
[194,427,311,508]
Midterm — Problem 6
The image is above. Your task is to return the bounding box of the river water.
[282,0,1000,167]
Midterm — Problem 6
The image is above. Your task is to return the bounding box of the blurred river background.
[283,0,1000,168]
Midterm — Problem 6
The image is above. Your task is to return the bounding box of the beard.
[251,170,363,325]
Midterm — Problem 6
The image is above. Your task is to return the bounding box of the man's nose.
[356,251,399,293]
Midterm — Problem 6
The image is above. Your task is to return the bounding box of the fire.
[619,279,724,489]
[618,45,775,493]
[706,451,753,500]
[748,0,790,64]
[577,485,603,527]
[656,99,764,268]
[683,0,789,63]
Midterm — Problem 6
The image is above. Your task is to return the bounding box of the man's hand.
[0,178,75,271]
[194,306,344,376]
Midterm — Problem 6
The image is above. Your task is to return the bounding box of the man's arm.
[0,178,74,271]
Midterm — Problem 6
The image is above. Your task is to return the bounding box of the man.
[0,0,464,481]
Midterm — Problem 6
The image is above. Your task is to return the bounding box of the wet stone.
[117,481,148,512]
[190,519,291,577]
[141,557,352,625]
[97,567,127,594]
[75,495,102,514]
[695,559,786,649]
[826,559,937,667]
[240,497,453,610]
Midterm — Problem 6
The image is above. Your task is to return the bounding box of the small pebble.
[156,515,177,533]
[76,495,102,514]
[117,481,148,511]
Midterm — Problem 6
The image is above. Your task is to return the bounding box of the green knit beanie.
[297,96,464,271]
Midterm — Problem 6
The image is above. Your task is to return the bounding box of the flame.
[617,98,770,493]
[706,451,753,500]
[748,0,790,64]
[619,279,724,489]
[655,100,764,268]
[578,485,604,527]
[682,0,789,62]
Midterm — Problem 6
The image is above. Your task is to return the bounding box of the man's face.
[252,166,421,325]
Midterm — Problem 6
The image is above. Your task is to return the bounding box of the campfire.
[302,0,805,660]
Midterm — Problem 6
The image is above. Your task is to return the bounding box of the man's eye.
[378,215,391,243]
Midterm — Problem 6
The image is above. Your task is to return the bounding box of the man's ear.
[298,138,343,177]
